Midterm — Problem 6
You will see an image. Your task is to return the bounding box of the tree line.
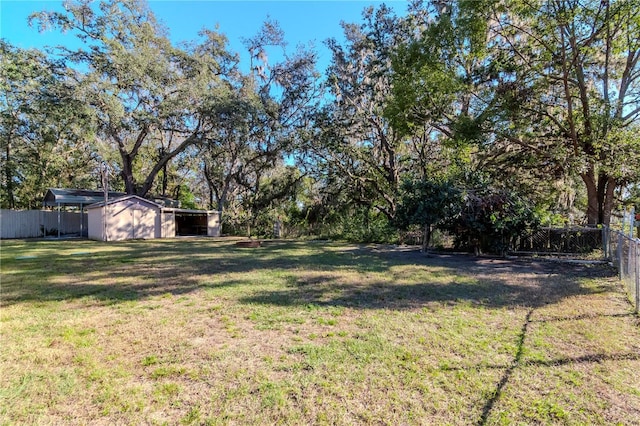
[1,0,639,248]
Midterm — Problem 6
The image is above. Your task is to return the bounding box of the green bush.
[444,185,540,255]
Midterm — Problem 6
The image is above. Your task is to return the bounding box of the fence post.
[617,233,623,280]
[635,240,639,314]
[629,234,635,285]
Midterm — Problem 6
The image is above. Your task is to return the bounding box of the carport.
[163,208,220,237]
[42,188,125,238]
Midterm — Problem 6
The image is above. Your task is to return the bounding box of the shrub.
[444,186,540,255]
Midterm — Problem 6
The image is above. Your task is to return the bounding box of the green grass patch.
[1,238,638,424]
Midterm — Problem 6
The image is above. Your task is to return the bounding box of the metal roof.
[43,188,126,207]
[85,195,220,215]
[43,188,219,214]
[85,195,162,210]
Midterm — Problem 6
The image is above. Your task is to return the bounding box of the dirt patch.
[235,240,262,248]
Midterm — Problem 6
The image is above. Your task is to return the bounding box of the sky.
[1,0,408,72]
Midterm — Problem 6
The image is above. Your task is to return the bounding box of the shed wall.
[208,212,221,237]
[104,199,160,241]
[87,208,104,240]
[87,197,161,241]
[162,211,176,238]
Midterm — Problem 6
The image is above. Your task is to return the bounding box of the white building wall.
[85,199,220,241]
[87,196,161,241]
[87,208,105,240]
[208,211,221,237]
[104,199,159,241]
[162,211,176,238]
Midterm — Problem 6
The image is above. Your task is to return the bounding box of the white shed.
[87,195,221,241]
[87,196,161,241]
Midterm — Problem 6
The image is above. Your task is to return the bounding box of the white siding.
[162,211,176,238]
[208,212,221,237]
[87,207,105,240]
[99,198,161,241]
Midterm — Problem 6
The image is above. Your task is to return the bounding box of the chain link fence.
[512,226,605,258]
[514,224,639,313]
[609,229,640,314]
[397,219,639,313]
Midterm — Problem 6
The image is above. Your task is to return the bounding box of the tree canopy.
[2,0,638,245]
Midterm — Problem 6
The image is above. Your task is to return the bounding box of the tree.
[387,0,494,155]
[389,0,640,226]
[315,5,406,221]
[396,177,460,252]
[31,0,235,197]
[200,19,320,231]
[0,40,96,208]
[444,176,540,255]
[487,0,640,225]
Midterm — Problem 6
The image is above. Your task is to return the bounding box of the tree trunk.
[601,175,616,226]
[4,135,14,209]
[582,167,617,226]
[122,172,136,195]
[582,169,600,225]
[119,151,137,195]
[161,162,168,196]
[421,223,431,253]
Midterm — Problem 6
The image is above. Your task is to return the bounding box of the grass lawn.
[1,238,639,425]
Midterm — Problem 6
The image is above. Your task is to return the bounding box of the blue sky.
[1,0,408,72]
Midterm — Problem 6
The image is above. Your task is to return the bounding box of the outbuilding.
[86,195,221,241]
[87,195,161,241]
[42,188,126,238]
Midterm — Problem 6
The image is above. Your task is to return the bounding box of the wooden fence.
[0,209,88,239]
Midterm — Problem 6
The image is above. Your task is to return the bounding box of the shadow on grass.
[1,239,617,311]
[433,303,638,425]
[3,239,634,424]
[477,308,533,425]
[1,240,393,306]
[238,252,617,310]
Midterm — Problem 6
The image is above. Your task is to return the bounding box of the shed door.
[131,208,155,239]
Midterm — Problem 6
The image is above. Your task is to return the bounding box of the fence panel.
[514,227,604,257]
[0,210,88,239]
[610,230,640,313]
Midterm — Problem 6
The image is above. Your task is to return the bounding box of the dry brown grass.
[1,238,639,425]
